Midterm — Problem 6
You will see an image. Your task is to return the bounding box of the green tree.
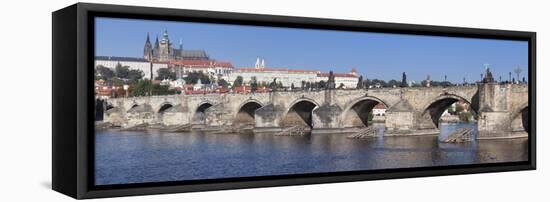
[370,79,387,88]
[127,69,144,83]
[156,68,176,80]
[109,77,125,87]
[95,65,115,80]
[114,62,130,79]
[455,104,465,113]
[368,111,374,122]
[184,72,211,84]
[151,83,173,95]
[233,76,244,87]
[132,79,152,97]
[388,79,400,88]
[459,112,473,123]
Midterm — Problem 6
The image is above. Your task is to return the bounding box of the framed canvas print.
[52,3,536,199]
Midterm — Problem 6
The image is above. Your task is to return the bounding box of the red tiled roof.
[317,73,358,78]
[169,60,233,68]
[287,69,320,73]
[374,103,386,109]
[236,68,319,74]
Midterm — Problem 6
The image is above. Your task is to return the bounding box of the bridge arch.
[156,102,175,123]
[192,101,214,123]
[341,96,388,127]
[127,103,139,112]
[511,103,529,133]
[281,98,320,128]
[419,94,477,129]
[233,99,264,126]
[100,100,115,111]
[105,103,114,111]
[157,102,175,113]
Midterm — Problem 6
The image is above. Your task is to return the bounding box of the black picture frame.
[52,3,536,199]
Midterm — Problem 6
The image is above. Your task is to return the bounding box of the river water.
[95,123,528,185]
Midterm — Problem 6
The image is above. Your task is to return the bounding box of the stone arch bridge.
[100,83,528,139]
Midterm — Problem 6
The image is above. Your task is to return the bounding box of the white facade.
[372,103,387,116]
[176,66,233,79]
[316,75,359,89]
[170,60,234,81]
[94,56,168,80]
[373,108,386,116]
[95,57,359,90]
[228,68,319,88]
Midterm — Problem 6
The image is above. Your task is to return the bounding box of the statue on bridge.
[327,71,336,89]
[482,66,496,83]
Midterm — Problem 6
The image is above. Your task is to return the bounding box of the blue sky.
[95,17,528,83]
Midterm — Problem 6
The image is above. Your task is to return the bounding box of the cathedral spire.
[143,32,153,60]
[154,35,160,48]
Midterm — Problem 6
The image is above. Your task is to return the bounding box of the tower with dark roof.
[154,35,160,49]
[157,30,173,61]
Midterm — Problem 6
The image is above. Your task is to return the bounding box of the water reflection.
[95,123,528,185]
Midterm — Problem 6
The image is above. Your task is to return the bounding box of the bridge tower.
[476,67,512,138]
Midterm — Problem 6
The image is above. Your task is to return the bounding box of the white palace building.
[228,58,359,89]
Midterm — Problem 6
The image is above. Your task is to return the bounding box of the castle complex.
[143,30,210,62]
[95,30,358,89]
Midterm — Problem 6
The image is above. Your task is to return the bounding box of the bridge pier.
[160,104,190,126]
[253,104,285,133]
[477,111,512,138]
[312,104,342,129]
[311,103,353,134]
[204,103,236,128]
[475,82,528,139]
[104,107,125,127]
[384,100,423,135]
[125,104,155,127]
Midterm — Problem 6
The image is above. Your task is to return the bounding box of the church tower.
[255,57,265,69]
[143,33,153,60]
[158,30,173,61]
